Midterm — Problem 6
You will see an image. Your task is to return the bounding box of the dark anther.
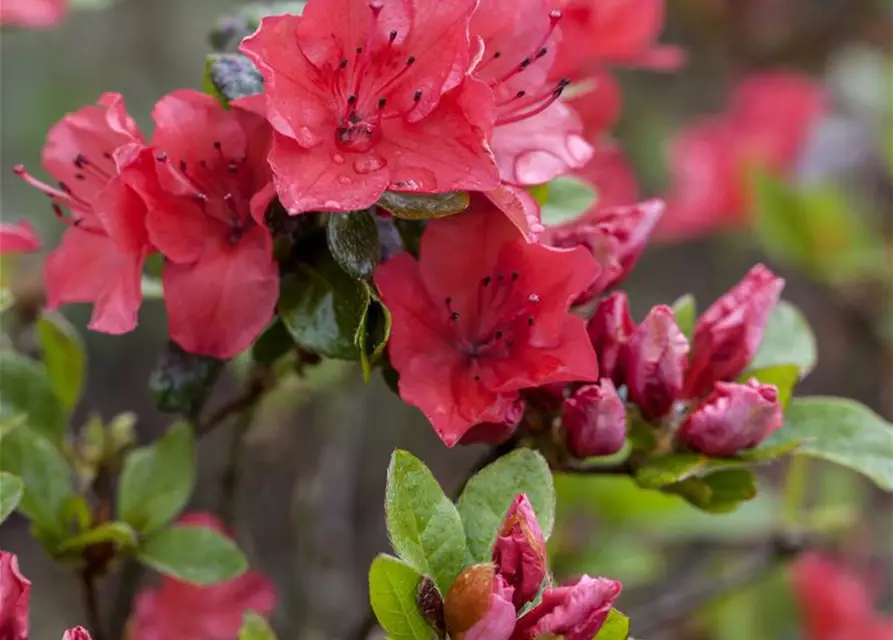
[515,90,526,98]
[482,276,492,287]
[51,204,65,219]
[494,330,503,339]
[378,97,387,109]
[72,217,85,227]
[473,375,481,382]
[520,57,531,68]
[75,173,85,181]
[356,46,363,54]
[406,55,416,65]
[511,271,519,281]
[102,151,113,160]
[445,296,452,305]
[536,47,548,58]
[213,140,222,150]
[493,51,502,58]
[389,30,398,42]
[528,316,535,326]
[227,162,239,173]
[74,153,89,168]
[179,160,188,172]
[450,311,460,321]
[413,90,422,102]
[58,182,71,193]
[349,112,362,124]
[156,151,168,162]
[339,59,348,69]
[347,94,357,105]
[199,159,209,169]
[497,274,505,281]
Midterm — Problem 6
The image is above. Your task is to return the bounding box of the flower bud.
[586,292,635,386]
[562,379,627,457]
[444,565,516,640]
[493,494,548,609]
[0,551,30,640]
[62,627,93,640]
[514,575,623,640]
[677,379,783,457]
[684,264,785,398]
[548,200,664,303]
[626,305,690,420]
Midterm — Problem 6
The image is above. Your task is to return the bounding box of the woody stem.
[81,569,107,640]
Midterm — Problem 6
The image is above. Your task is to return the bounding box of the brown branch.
[81,570,106,640]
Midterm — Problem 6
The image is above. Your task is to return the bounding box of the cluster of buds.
[443,495,621,640]
[560,264,786,459]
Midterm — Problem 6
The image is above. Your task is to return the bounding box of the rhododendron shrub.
[1,1,892,639]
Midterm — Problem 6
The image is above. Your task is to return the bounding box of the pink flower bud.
[513,575,622,640]
[562,380,627,457]
[445,566,516,640]
[684,264,785,398]
[625,305,690,420]
[493,494,548,609]
[586,292,635,386]
[548,199,664,303]
[0,551,30,640]
[62,627,93,640]
[677,379,783,456]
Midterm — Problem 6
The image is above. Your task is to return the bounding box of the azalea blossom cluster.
[443,494,620,639]
[0,513,276,640]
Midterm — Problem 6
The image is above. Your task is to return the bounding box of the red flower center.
[443,270,542,370]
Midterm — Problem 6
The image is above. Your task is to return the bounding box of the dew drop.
[337,175,352,185]
[353,155,387,174]
[331,153,346,165]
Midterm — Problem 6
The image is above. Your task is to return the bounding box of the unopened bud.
[493,494,548,608]
[562,379,627,457]
[626,305,689,420]
[586,292,634,386]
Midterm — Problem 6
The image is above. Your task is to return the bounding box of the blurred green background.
[1,0,891,638]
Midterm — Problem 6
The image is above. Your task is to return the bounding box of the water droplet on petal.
[353,155,387,175]
[332,153,346,165]
[390,167,437,191]
[337,175,352,186]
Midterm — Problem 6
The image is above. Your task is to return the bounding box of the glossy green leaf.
[0,472,24,524]
[149,342,223,416]
[457,449,555,561]
[0,351,66,445]
[747,300,817,377]
[37,311,86,411]
[667,469,758,513]
[369,554,434,640]
[137,524,247,585]
[671,294,696,340]
[540,176,597,227]
[0,428,72,538]
[595,609,630,640]
[117,422,196,534]
[239,611,278,640]
[385,450,467,593]
[204,53,263,106]
[327,210,381,280]
[279,248,372,360]
[251,319,295,365]
[762,397,893,491]
[742,364,800,408]
[378,191,470,220]
[58,521,138,554]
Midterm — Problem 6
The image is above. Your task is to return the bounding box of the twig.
[81,570,106,640]
[196,375,269,438]
[218,403,258,526]
[108,559,143,640]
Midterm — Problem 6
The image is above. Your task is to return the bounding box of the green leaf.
[0,351,67,445]
[385,451,468,593]
[378,192,470,220]
[149,342,223,416]
[137,524,248,585]
[278,247,372,360]
[742,364,800,408]
[540,176,597,227]
[747,300,817,377]
[762,397,893,491]
[204,53,263,106]
[251,319,295,365]
[117,422,196,534]
[58,521,138,554]
[369,554,434,640]
[326,210,381,280]
[457,449,555,562]
[666,469,758,513]
[36,311,86,411]
[239,611,278,640]
[0,428,72,538]
[0,472,24,524]
[595,609,630,640]
[671,294,696,340]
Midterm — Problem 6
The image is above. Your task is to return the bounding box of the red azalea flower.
[0,0,66,28]
[659,71,826,240]
[15,93,152,334]
[62,627,92,640]
[0,221,41,254]
[512,575,622,640]
[374,196,600,446]
[565,69,623,140]
[791,552,893,640]
[130,512,276,640]
[125,90,279,359]
[469,0,593,186]
[240,0,498,214]
[0,551,30,640]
